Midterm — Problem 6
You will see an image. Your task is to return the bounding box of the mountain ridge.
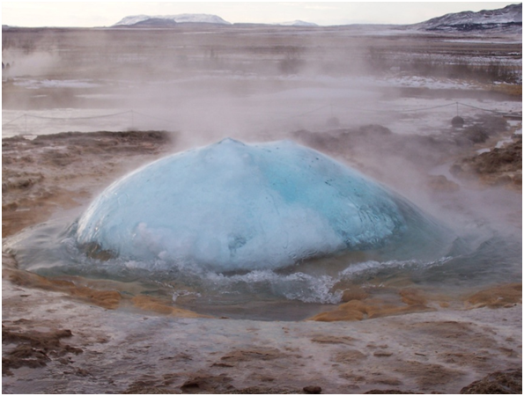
[113,13,231,27]
[108,4,522,31]
[413,3,521,32]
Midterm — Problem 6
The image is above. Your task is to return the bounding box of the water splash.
[75,138,452,272]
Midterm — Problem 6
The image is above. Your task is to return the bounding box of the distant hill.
[113,14,231,27]
[414,3,522,32]
[113,14,318,28]
[117,18,178,28]
[278,20,318,27]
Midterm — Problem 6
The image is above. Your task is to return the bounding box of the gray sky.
[2,1,518,27]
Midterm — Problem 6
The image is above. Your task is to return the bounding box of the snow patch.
[495,136,514,148]
[14,79,101,89]
[413,3,522,32]
[114,14,231,26]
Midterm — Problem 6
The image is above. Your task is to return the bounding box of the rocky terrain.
[2,124,522,393]
[2,131,175,237]
[451,137,522,187]
[2,5,521,392]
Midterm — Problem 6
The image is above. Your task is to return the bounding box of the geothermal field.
[2,8,523,395]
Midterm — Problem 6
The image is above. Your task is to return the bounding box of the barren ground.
[2,26,522,394]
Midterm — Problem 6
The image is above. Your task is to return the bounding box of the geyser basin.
[76,138,450,273]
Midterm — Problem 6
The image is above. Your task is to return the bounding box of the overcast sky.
[2,1,518,27]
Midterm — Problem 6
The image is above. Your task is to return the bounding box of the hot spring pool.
[9,139,522,320]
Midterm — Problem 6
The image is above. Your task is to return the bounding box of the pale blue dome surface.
[76,139,448,272]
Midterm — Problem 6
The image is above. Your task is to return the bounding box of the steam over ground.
[2,22,522,394]
[3,26,521,203]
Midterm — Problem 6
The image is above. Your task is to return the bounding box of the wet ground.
[2,120,522,393]
[2,269,521,393]
[2,25,522,393]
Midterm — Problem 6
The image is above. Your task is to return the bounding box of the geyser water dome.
[76,138,451,273]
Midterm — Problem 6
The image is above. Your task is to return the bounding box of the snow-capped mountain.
[113,14,231,27]
[414,3,522,32]
[278,20,318,27]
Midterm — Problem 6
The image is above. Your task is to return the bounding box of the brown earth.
[292,114,521,192]
[465,283,522,309]
[3,252,208,317]
[451,138,522,188]
[2,130,521,394]
[460,368,522,394]
[2,325,83,376]
[309,287,432,322]
[131,295,210,318]
[2,17,522,394]
[3,264,122,310]
[2,130,175,237]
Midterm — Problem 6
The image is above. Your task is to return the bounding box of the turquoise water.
[75,139,453,271]
[9,139,521,320]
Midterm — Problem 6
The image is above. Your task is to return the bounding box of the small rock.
[460,368,521,393]
[452,116,465,128]
[303,385,322,394]
[365,390,414,394]
[373,351,393,358]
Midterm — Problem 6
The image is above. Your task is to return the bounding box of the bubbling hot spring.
[13,139,520,320]
[76,138,451,272]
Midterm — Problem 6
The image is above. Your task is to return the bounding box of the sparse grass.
[278,57,305,75]
[366,47,522,85]
[484,83,522,96]
[2,27,521,85]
